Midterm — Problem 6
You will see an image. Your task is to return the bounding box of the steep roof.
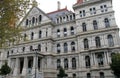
[74,0,83,5]
[47,7,73,22]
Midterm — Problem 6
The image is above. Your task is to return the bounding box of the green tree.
[110,53,120,77]
[57,66,67,78]
[0,0,31,48]
[0,62,11,77]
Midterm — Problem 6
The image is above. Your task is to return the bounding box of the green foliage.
[0,62,11,76]
[110,53,120,77]
[0,0,30,48]
[57,66,67,78]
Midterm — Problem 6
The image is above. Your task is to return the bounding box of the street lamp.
[33,49,38,78]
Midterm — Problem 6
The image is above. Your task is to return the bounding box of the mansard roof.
[47,7,73,22]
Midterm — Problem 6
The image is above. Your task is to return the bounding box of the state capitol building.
[0,0,120,78]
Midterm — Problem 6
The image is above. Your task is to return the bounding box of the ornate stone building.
[0,0,120,78]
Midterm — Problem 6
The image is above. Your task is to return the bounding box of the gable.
[20,7,51,28]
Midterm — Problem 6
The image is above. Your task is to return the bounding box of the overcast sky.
[36,0,120,27]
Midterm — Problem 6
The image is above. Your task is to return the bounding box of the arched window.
[22,47,25,52]
[26,19,29,26]
[32,17,35,24]
[107,35,114,47]
[82,23,87,32]
[71,41,75,52]
[64,58,68,69]
[100,72,104,78]
[30,46,33,51]
[39,30,42,38]
[57,43,61,53]
[104,18,110,28]
[64,43,68,52]
[39,15,42,22]
[57,59,61,69]
[93,20,98,30]
[97,53,104,66]
[87,73,91,78]
[85,56,91,68]
[31,32,34,40]
[73,73,76,78]
[38,44,41,51]
[64,28,67,37]
[57,29,60,37]
[72,58,76,69]
[95,37,101,48]
[84,38,89,50]
[70,26,74,35]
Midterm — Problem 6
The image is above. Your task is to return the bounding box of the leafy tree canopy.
[110,53,120,77]
[57,66,67,78]
[0,62,11,76]
[0,0,31,48]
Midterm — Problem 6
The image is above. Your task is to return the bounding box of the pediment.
[19,6,51,28]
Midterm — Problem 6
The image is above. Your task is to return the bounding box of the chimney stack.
[57,1,61,10]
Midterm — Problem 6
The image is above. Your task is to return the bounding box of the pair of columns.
[9,56,39,76]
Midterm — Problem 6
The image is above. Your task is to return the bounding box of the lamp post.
[34,49,38,78]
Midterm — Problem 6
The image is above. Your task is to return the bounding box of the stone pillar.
[68,57,71,70]
[22,57,28,75]
[8,57,11,67]
[13,58,20,76]
[32,56,38,75]
[93,53,97,67]
[104,52,107,66]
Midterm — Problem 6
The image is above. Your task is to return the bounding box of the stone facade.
[0,0,120,78]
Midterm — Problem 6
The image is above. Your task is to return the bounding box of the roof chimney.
[57,1,61,10]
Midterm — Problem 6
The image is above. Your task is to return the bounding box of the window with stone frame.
[26,19,29,26]
[100,72,105,78]
[96,53,104,66]
[104,18,110,28]
[39,30,42,38]
[95,36,101,48]
[71,41,76,52]
[73,73,76,78]
[30,46,33,51]
[57,59,61,69]
[39,15,42,22]
[72,58,76,69]
[82,22,87,32]
[107,35,114,47]
[31,32,34,40]
[57,43,61,53]
[90,7,96,15]
[84,38,89,50]
[93,20,98,30]
[64,43,68,52]
[38,44,41,51]
[32,17,35,25]
[87,73,91,78]
[85,56,91,68]
[57,29,60,37]
[22,47,25,52]
[64,58,68,70]
[64,28,67,37]
[70,26,74,35]
[100,5,108,12]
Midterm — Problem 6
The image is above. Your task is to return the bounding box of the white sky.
[36,0,120,28]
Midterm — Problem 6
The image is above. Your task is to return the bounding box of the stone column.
[13,58,20,76]
[22,57,28,75]
[104,52,107,66]
[8,57,11,67]
[32,56,38,75]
